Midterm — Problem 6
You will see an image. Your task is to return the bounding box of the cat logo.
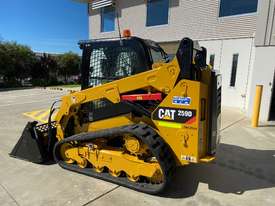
[158,108,176,121]
[153,107,196,124]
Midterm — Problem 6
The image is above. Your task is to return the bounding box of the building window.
[230,54,239,87]
[219,0,258,17]
[146,0,169,27]
[101,6,115,32]
[209,54,215,67]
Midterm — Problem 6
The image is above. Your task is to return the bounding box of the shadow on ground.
[258,124,275,127]
[164,143,275,198]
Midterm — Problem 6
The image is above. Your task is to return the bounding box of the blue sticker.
[172,96,191,106]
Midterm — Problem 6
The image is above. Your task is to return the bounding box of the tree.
[0,42,81,87]
[0,41,36,86]
[31,53,58,86]
[56,52,80,83]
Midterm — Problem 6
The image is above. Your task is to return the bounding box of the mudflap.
[9,121,56,164]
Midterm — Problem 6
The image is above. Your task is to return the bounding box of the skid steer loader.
[10,33,221,194]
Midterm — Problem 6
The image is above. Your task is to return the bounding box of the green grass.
[61,84,80,88]
[48,84,80,88]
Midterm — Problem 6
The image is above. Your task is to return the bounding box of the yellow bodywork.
[53,56,215,169]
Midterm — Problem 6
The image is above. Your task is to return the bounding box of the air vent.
[91,0,115,10]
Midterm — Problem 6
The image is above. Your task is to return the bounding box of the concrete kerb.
[44,87,80,93]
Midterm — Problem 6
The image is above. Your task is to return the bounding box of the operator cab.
[79,37,168,89]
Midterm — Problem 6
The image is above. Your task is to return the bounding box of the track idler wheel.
[60,143,74,164]
[94,167,104,173]
[109,170,121,177]
[77,158,88,169]
[149,169,163,184]
[127,175,140,182]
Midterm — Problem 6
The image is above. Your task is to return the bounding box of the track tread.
[53,123,176,194]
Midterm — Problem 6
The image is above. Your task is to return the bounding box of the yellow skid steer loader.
[10,34,221,194]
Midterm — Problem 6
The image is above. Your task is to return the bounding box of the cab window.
[150,48,166,64]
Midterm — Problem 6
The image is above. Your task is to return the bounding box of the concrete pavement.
[0,89,117,206]
[86,109,275,206]
[0,88,274,206]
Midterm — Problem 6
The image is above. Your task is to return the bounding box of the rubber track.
[53,124,176,194]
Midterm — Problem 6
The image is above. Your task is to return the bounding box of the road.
[0,88,274,206]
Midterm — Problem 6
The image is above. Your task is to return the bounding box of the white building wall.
[247,46,275,121]
[89,0,257,41]
[199,38,255,110]
[255,0,275,46]
[198,40,223,72]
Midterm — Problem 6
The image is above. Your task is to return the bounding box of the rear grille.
[207,72,221,155]
[217,87,221,116]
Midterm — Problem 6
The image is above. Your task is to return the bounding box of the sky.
[0,0,88,54]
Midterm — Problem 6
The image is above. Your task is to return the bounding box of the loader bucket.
[9,121,56,164]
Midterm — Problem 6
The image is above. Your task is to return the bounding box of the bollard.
[251,85,263,127]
